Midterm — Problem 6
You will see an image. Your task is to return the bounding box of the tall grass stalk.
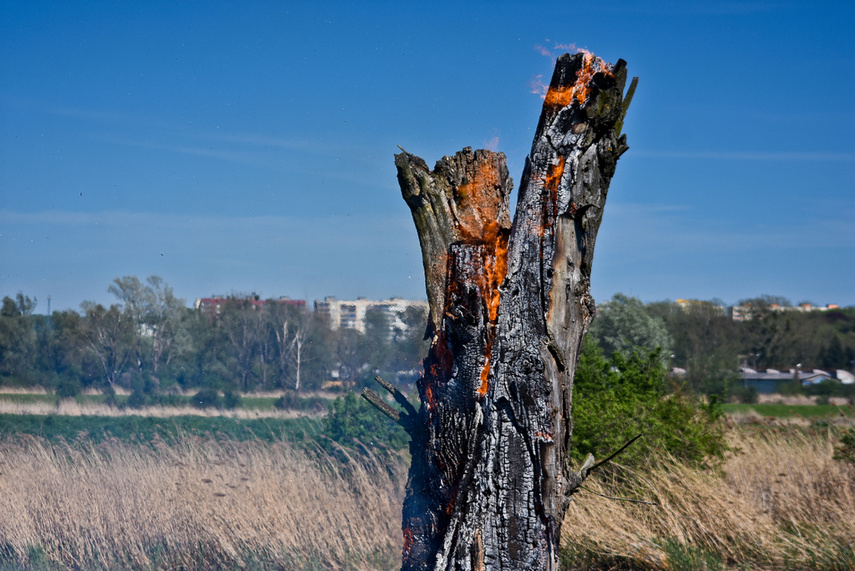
[0,400,315,418]
[0,435,404,570]
[1,426,852,570]
[562,426,855,570]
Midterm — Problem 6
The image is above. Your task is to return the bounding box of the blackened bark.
[394,52,635,571]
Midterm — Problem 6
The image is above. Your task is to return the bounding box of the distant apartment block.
[675,299,727,315]
[731,302,840,321]
[314,296,428,334]
[194,295,306,316]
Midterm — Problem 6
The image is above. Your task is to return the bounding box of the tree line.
[0,276,428,398]
[1,279,853,401]
[588,293,855,398]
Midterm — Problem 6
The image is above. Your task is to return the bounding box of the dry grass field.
[0,436,405,570]
[562,425,855,570]
[0,425,852,570]
[0,399,311,419]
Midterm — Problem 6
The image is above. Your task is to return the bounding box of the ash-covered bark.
[395,53,635,571]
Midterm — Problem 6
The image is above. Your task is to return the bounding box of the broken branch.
[375,375,418,417]
[361,388,401,423]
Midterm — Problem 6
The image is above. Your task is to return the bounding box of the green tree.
[389,305,430,376]
[649,299,739,396]
[218,297,264,392]
[323,391,408,449]
[264,302,316,391]
[363,307,393,375]
[298,311,335,390]
[46,309,89,388]
[178,308,231,389]
[108,276,150,371]
[142,276,189,378]
[572,336,727,468]
[334,328,365,389]
[589,293,673,363]
[80,302,135,389]
[734,297,855,372]
[0,294,38,385]
[735,296,795,370]
[108,275,188,379]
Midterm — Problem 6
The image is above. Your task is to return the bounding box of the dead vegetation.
[0,436,405,570]
[562,426,855,570]
[0,426,852,570]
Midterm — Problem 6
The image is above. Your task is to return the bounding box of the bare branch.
[589,433,643,474]
[578,485,656,506]
[361,388,401,423]
[374,375,418,417]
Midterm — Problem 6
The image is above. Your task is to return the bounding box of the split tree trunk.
[392,52,636,571]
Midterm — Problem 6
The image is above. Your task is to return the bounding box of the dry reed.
[0,400,319,419]
[562,426,855,570]
[1,426,852,570]
[0,436,405,570]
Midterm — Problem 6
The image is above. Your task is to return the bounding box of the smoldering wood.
[388,52,636,570]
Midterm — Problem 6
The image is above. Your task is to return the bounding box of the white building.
[314,296,428,335]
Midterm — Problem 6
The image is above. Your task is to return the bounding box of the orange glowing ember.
[544,53,612,108]
[424,383,436,411]
[544,156,566,193]
[454,160,510,321]
[402,526,414,557]
[450,157,511,399]
[477,355,490,396]
[455,162,503,244]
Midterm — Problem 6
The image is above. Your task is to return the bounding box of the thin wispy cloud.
[617,1,789,16]
[89,134,270,166]
[0,209,425,310]
[204,132,335,155]
[600,202,854,256]
[41,102,344,163]
[46,105,145,124]
[632,150,855,163]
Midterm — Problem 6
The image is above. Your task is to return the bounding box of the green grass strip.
[722,403,854,418]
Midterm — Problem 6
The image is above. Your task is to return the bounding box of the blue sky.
[2,1,853,312]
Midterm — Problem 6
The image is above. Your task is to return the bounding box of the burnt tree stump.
[388,52,636,571]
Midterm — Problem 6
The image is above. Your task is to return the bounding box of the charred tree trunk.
[389,52,636,570]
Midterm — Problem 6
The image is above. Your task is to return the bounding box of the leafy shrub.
[54,378,81,399]
[102,385,117,407]
[274,391,299,410]
[804,379,855,400]
[126,390,147,409]
[833,428,855,466]
[192,388,220,409]
[274,392,330,413]
[571,336,728,469]
[730,384,759,404]
[323,391,408,449]
[222,390,241,409]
